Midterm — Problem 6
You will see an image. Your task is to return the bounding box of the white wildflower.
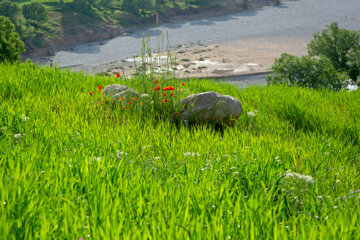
[90,157,102,162]
[116,151,128,159]
[13,133,22,139]
[21,115,30,121]
[285,171,314,184]
[141,145,152,151]
[183,152,201,157]
[247,111,257,117]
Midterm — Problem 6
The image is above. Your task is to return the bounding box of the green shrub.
[0,1,20,24]
[266,53,346,90]
[307,22,360,80]
[0,16,25,63]
[22,2,48,25]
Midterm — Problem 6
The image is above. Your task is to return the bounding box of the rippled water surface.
[53,0,360,68]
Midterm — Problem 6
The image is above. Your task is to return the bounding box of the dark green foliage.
[72,0,95,11]
[22,2,48,24]
[59,0,65,10]
[266,53,345,90]
[0,1,20,24]
[307,22,360,79]
[122,0,155,16]
[192,0,208,6]
[269,23,360,88]
[0,16,25,63]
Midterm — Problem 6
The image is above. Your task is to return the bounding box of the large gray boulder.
[103,84,139,101]
[179,91,242,126]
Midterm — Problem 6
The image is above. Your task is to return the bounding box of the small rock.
[103,84,139,101]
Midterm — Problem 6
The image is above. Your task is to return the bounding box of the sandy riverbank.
[77,36,308,80]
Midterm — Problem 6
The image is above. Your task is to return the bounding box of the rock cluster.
[103,85,243,126]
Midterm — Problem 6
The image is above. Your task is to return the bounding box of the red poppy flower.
[120,98,124,101]
[156,86,160,91]
[123,106,126,109]
[162,93,167,96]
[163,87,169,91]
[154,79,159,83]
[181,82,185,86]
[133,98,137,101]
[163,99,168,103]
[98,85,102,91]
[174,112,178,116]
[128,101,131,104]
[168,86,175,90]
[102,100,105,102]
[149,88,153,91]
[116,73,121,78]
[170,93,173,96]
[89,92,93,96]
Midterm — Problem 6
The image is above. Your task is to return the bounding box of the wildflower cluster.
[88,74,187,120]
[147,78,186,119]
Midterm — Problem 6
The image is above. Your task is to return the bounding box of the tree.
[307,22,360,70]
[0,16,25,63]
[0,1,20,24]
[22,2,48,25]
[59,0,65,10]
[266,53,346,90]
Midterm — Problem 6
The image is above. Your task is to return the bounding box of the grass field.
[1,62,360,239]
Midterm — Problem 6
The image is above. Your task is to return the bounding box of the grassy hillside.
[1,62,360,239]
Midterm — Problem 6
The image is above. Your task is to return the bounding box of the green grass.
[1,62,360,239]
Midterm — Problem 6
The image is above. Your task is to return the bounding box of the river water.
[53,0,360,74]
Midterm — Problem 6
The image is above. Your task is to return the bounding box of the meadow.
[0,62,359,239]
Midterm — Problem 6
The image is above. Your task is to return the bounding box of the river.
[53,0,360,84]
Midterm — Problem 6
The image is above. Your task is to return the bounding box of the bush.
[0,1,20,24]
[307,22,360,80]
[0,16,25,63]
[266,53,346,90]
[22,2,48,25]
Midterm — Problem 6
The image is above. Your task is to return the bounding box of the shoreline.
[26,0,280,63]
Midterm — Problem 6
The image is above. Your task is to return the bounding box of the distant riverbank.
[51,0,360,84]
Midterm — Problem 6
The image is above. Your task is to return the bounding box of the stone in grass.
[178,91,243,126]
[103,84,139,101]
